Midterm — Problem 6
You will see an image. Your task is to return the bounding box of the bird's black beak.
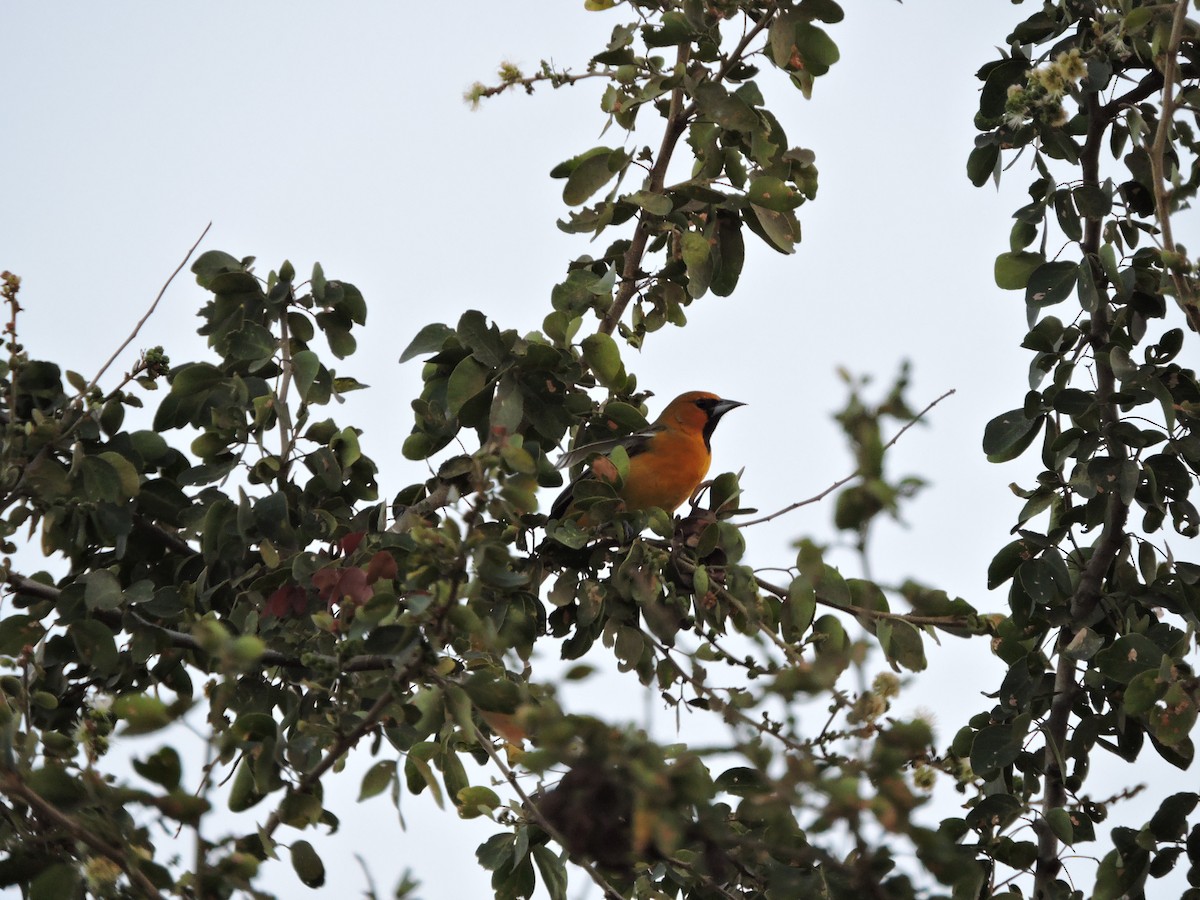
[709,398,746,421]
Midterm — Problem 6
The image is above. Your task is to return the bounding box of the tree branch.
[738,388,956,527]
[81,222,211,400]
[599,42,692,337]
[1036,86,1131,899]
[261,659,420,840]
[1147,0,1200,333]
[468,719,628,900]
[598,7,779,337]
[0,773,166,900]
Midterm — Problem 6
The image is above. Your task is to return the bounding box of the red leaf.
[313,566,374,607]
[264,585,307,618]
[337,531,366,557]
[366,550,398,584]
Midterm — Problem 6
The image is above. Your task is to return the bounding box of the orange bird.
[550,391,745,521]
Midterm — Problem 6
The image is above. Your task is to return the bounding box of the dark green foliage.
[0,1,1198,898]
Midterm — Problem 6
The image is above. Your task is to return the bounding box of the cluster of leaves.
[0,3,986,899]
[529,0,837,350]
[964,1,1200,897]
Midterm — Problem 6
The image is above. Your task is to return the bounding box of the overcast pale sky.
[4,3,1176,897]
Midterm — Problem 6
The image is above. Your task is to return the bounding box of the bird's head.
[657,391,746,446]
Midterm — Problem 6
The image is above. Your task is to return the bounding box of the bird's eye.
[694,397,716,411]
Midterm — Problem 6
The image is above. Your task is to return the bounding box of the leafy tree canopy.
[1,1,1199,898]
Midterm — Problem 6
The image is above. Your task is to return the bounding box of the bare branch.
[82,222,212,399]
[738,388,956,527]
[751,572,975,631]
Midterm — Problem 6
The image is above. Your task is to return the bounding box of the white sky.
[4,2,1187,898]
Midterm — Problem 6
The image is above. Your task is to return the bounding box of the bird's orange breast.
[611,428,711,513]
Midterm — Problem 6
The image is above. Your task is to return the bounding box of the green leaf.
[458,310,507,369]
[26,766,88,808]
[1044,808,1074,845]
[290,350,320,402]
[983,409,1044,463]
[628,190,672,216]
[456,785,501,819]
[404,745,444,807]
[1153,683,1197,746]
[1072,183,1112,218]
[79,455,122,502]
[1025,262,1078,308]
[83,569,123,611]
[967,144,1000,187]
[169,362,225,396]
[681,231,710,270]
[746,203,800,254]
[463,672,522,713]
[560,147,624,206]
[358,760,395,801]
[129,429,170,464]
[30,864,82,900]
[532,845,569,900]
[782,581,817,645]
[682,231,712,298]
[1095,634,1164,683]
[581,333,625,389]
[70,619,118,675]
[877,619,926,672]
[113,693,172,735]
[995,251,1045,290]
[228,757,265,812]
[133,747,183,790]
[710,213,745,297]
[192,249,252,290]
[694,82,759,132]
[971,722,1023,774]
[337,282,367,325]
[747,176,803,211]
[1149,792,1198,841]
[446,356,490,416]
[800,0,845,24]
[290,840,326,888]
[310,261,326,299]
[399,323,453,363]
[1018,559,1061,606]
[793,22,840,76]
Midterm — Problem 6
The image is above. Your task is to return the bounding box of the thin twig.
[468,68,609,104]
[0,774,167,900]
[469,721,628,900]
[751,573,975,631]
[82,222,212,399]
[738,388,956,527]
[642,632,813,756]
[261,682,410,840]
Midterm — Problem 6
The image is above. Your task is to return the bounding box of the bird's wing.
[553,425,663,470]
[549,426,663,520]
